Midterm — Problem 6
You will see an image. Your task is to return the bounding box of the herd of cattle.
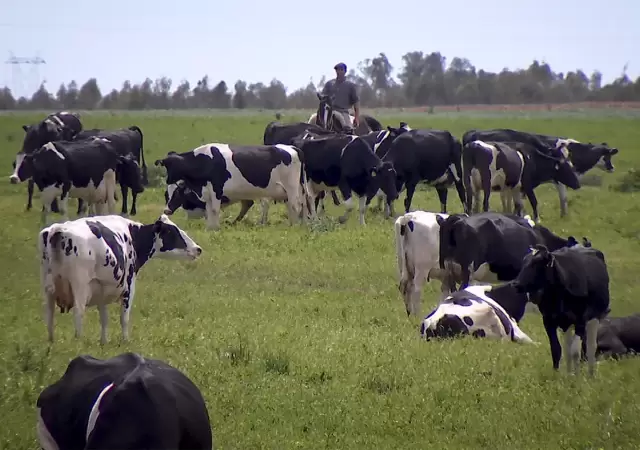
[5,110,639,449]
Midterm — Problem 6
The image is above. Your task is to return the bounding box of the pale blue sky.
[2,0,638,99]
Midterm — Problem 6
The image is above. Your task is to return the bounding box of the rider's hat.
[334,62,347,71]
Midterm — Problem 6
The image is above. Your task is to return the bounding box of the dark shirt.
[321,79,359,111]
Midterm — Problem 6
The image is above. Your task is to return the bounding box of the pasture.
[2,108,640,449]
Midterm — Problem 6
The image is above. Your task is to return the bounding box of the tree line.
[1,51,639,111]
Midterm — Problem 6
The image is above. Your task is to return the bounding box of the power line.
[4,52,46,98]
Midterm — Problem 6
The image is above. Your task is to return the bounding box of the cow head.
[546,146,581,190]
[512,244,553,297]
[315,93,334,130]
[9,151,33,184]
[435,213,472,273]
[149,214,202,260]
[163,180,206,216]
[371,161,398,201]
[592,143,618,173]
[117,155,144,194]
[386,122,412,135]
[20,119,62,153]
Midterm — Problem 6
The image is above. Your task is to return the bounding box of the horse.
[308,93,383,135]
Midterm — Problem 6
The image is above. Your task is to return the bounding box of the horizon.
[2,0,638,99]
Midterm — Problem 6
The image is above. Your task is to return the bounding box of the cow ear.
[22,125,30,132]
[553,257,588,297]
[567,236,578,247]
[436,215,446,226]
[609,148,619,155]
[370,168,377,178]
[582,237,592,247]
[152,220,163,233]
[154,159,165,167]
[316,92,322,100]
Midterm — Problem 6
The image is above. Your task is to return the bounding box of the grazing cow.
[156,143,306,230]
[590,314,640,359]
[292,133,398,225]
[11,111,83,212]
[16,138,142,224]
[462,128,613,216]
[462,140,580,221]
[39,214,202,344]
[308,92,383,135]
[372,128,466,216]
[74,126,148,215]
[37,352,213,450]
[436,212,590,291]
[419,284,534,343]
[512,244,610,376]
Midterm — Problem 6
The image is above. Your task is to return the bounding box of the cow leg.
[452,178,466,213]
[512,190,524,217]
[205,197,222,231]
[129,192,138,216]
[26,179,35,211]
[435,186,448,213]
[481,172,491,213]
[104,170,118,215]
[120,185,129,216]
[375,191,385,211]
[523,188,540,222]
[71,282,90,340]
[555,182,569,217]
[40,186,61,225]
[543,316,562,370]
[232,200,254,224]
[261,199,272,225]
[76,199,86,217]
[120,280,136,342]
[562,325,577,374]
[98,303,109,346]
[585,318,599,377]
[330,190,341,206]
[337,185,356,224]
[357,196,368,226]
[403,182,417,213]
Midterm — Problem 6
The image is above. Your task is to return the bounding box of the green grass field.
[1,109,640,449]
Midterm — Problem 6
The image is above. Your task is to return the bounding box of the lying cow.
[293,133,398,225]
[437,212,591,291]
[11,111,83,212]
[17,138,143,224]
[590,313,640,359]
[38,214,202,344]
[156,143,306,230]
[74,126,148,215]
[462,139,580,221]
[512,244,610,376]
[419,284,534,344]
[37,352,213,449]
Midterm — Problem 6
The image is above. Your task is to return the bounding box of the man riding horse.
[312,63,383,135]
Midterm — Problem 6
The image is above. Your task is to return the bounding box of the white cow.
[38,214,202,344]
[420,284,535,344]
[395,210,534,316]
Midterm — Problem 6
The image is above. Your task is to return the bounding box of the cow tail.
[451,138,464,183]
[294,146,313,218]
[128,126,148,185]
[395,216,413,294]
[49,230,64,263]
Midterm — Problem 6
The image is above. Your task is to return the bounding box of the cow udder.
[53,275,74,313]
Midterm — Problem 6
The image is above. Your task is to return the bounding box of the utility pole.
[4,52,46,98]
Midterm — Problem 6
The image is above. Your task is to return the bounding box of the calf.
[38,214,202,344]
[419,284,534,343]
[18,138,139,224]
[74,126,147,215]
[512,244,610,376]
[462,140,580,221]
[11,111,83,212]
[373,128,466,216]
[156,143,306,230]
[591,314,640,359]
[437,212,590,291]
[293,134,398,225]
[37,352,213,450]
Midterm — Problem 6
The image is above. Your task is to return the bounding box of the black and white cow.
[462,128,617,216]
[74,126,148,215]
[10,111,83,212]
[512,244,610,376]
[156,143,306,230]
[17,138,142,224]
[372,127,466,216]
[37,352,213,449]
[436,212,591,291]
[462,140,580,221]
[39,214,202,344]
[292,133,398,225]
[419,284,534,343]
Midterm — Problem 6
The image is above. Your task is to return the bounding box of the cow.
[371,127,466,217]
[462,128,616,216]
[37,352,213,450]
[16,138,142,225]
[419,284,534,344]
[436,212,592,292]
[38,214,202,344]
[11,111,83,212]
[308,92,383,135]
[512,243,611,376]
[74,126,148,216]
[462,140,581,221]
[156,143,306,230]
[292,133,398,225]
[589,314,640,359]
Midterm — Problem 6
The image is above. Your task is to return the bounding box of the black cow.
[512,244,610,376]
[371,127,466,216]
[156,143,306,230]
[461,140,580,221]
[293,134,398,225]
[436,212,590,291]
[37,352,213,449]
[74,126,148,215]
[18,139,141,224]
[11,111,83,212]
[463,128,616,216]
[590,314,640,359]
